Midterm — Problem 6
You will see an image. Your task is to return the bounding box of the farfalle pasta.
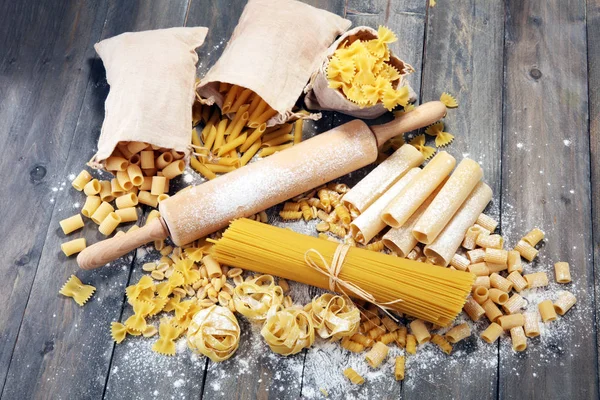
[187,305,241,362]
[59,275,96,306]
[305,26,417,118]
[153,318,184,356]
[111,322,127,344]
[409,135,437,160]
[309,294,360,339]
[425,121,455,148]
[124,300,154,332]
[260,306,315,356]
[232,275,284,322]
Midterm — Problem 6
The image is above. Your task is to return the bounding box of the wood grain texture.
[587,0,600,393]
[499,0,597,399]
[0,1,191,399]
[0,0,110,393]
[402,1,504,399]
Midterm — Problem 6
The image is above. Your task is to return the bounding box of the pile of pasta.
[326,26,408,110]
[59,143,186,258]
[189,86,304,180]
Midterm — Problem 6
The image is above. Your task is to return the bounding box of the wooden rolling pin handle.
[77,218,170,270]
[371,101,447,147]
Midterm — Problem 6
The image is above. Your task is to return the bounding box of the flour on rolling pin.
[159,120,378,245]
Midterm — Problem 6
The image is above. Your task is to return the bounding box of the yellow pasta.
[490,273,513,293]
[514,240,538,261]
[539,299,558,322]
[114,207,137,223]
[98,212,121,236]
[450,254,470,271]
[126,141,148,154]
[481,299,503,323]
[258,143,293,157]
[380,315,400,332]
[424,121,454,148]
[105,157,129,172]
[406,334,417,354]
[484,248,508,266]
[340,337,365,353]
[140,150,155,169]
[233,276,284,322]
[138,191,158,208]
[365,341,389,368]
[502,294,526,315]
[467,248,486,264]
[59,214,84,235]
[468,262,490,277]
[488,288,509,305]
[476,234,503,249]
[309,294,360,339]
[472,286,489,304]
[445,322,471,343]
[506,271,528,293]
[498,313,525,330]
[162,160,185,179]
[481,322,503,343]
[523,312,540,337]
[125,300,154,332]
[343,368,365,385]
[61,238,87,257]
[83,179,101,196]
[474,276,491,289]
[152,318,183,356]
[111,322,127,344]
[463,297,485,321]
[510,326,527,352]
[522,228,544,247]
[115,193,138,209]
[507,250,523,273]
[127,164,144,187]
[554,262,572,283]
[523,272,549,288]
[151,176,167,196]
[261,307,314,355]
[554,291,577,315]
[72,170,93,191]
[99,180,114,202]
[82,195,103,219]
[462,225,487,250]
[394,356,406,381]
[59,275,95,306]
[431,334,453,355]
[116,170,133,191]
[440,92,458,108]
[294,119,303,144]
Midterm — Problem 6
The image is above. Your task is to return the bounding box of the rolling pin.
[78,101,446,269]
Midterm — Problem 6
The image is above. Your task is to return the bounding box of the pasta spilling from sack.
[260,306,315,355]
[187,305,241,362]
[307,294,360,339]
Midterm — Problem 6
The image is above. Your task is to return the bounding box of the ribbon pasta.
[260,306,315,356]
[232,275,284,322]
[308,294,360,339]
[187,305,240,362]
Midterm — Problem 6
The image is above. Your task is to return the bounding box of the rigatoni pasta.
[409,319,431,344]
[510,326,527,351]
[72,170,92,191]
[81,195,102,218]
[554,291,576,315]
[445,323,470,343]
[538,300,558,322]
[522,228,544,247]
[61,238,87,257]
[365,341,389,368]
[481,322,503,343]
[343,368,365,385]
[523,312,540,337]
[515,240,538,261]
[394,356,405,381]
[59,214,85,235]
[554,262,572,283]
[523,272,549,288]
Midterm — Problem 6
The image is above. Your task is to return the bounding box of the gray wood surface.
[499,0,597,399]
[0,0,598,399]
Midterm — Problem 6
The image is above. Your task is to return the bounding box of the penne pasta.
[293,119,303,144]
[239,124,266,153]
[190,156,217,180]
[258,143,292,157]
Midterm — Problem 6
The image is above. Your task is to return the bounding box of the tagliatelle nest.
[232,275,284,322]
[187,305,240,362]
[261,306,315,356]
[308,294,360,339]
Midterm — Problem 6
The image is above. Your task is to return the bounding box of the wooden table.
[1,0,598,399]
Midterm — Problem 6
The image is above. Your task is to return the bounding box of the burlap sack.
[196,0,351,126]
[90,27,209,167]
[304,26,417,119]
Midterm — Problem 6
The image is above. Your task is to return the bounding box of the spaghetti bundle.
[212,219,475,326]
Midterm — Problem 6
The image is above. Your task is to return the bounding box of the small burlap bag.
[90,27,209,168]
[196,0,351,126]
[304,26,417,119]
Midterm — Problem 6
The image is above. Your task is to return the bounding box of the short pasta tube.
[431,334,452,355]
[445,323,471,344]
[523,272,549,288]
[462,225,484,250]
[59,214,84,235]
[72,170,93,191]
[91,201,115,225]
[476,234,503,249]
[98,212,121,236]
[553,291,576,315]
[476,213,498,232]
[409,320,431,344]
[467,248,485,264]
[116,170,133,191]
[105,156,129,171]
[127,164,144,187]
[490,273,513,293]
[514,240,538,261]
[83,179,101,196]
[394,356,405,381]
[115,207,138,223]
[99,180,114,202]
[406,334,417,354]
[61,238,87,257]
[481,299,503,323]
[116,193,138,209]
[481,322,503,343]
[365,341,389,368]
[507,250,523,273]
[463,298,485,321]
[151,176,167,196]
[510,326,527,352]
[522,228,544,247]
[506,271,528,293]
[554,262,572,283]
[502,294,526,314]
[474,276,491,289]
[488,288,509,305]
[523,312,540,337]
[343,368,364,385]
[538,300,558,322]
[468,262,489,277]
[81,195,102,218]
[472,286,489,304]
[484,248,508,266]
[498,313,524,330]
[450,254,470,271]
[161,160,185,179]
[138,191,158,208]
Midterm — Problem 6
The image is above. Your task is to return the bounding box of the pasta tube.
[413,158,483,244]
[382,151,456,228]
[423,182,493,266]
[342,144,424,213]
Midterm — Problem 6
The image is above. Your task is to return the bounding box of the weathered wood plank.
[1,1,192,399]
[400,1,505,399]
[0,0,109,393]
[587,0,600,393]
[301,1,427,398]
[499,1,597,399]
